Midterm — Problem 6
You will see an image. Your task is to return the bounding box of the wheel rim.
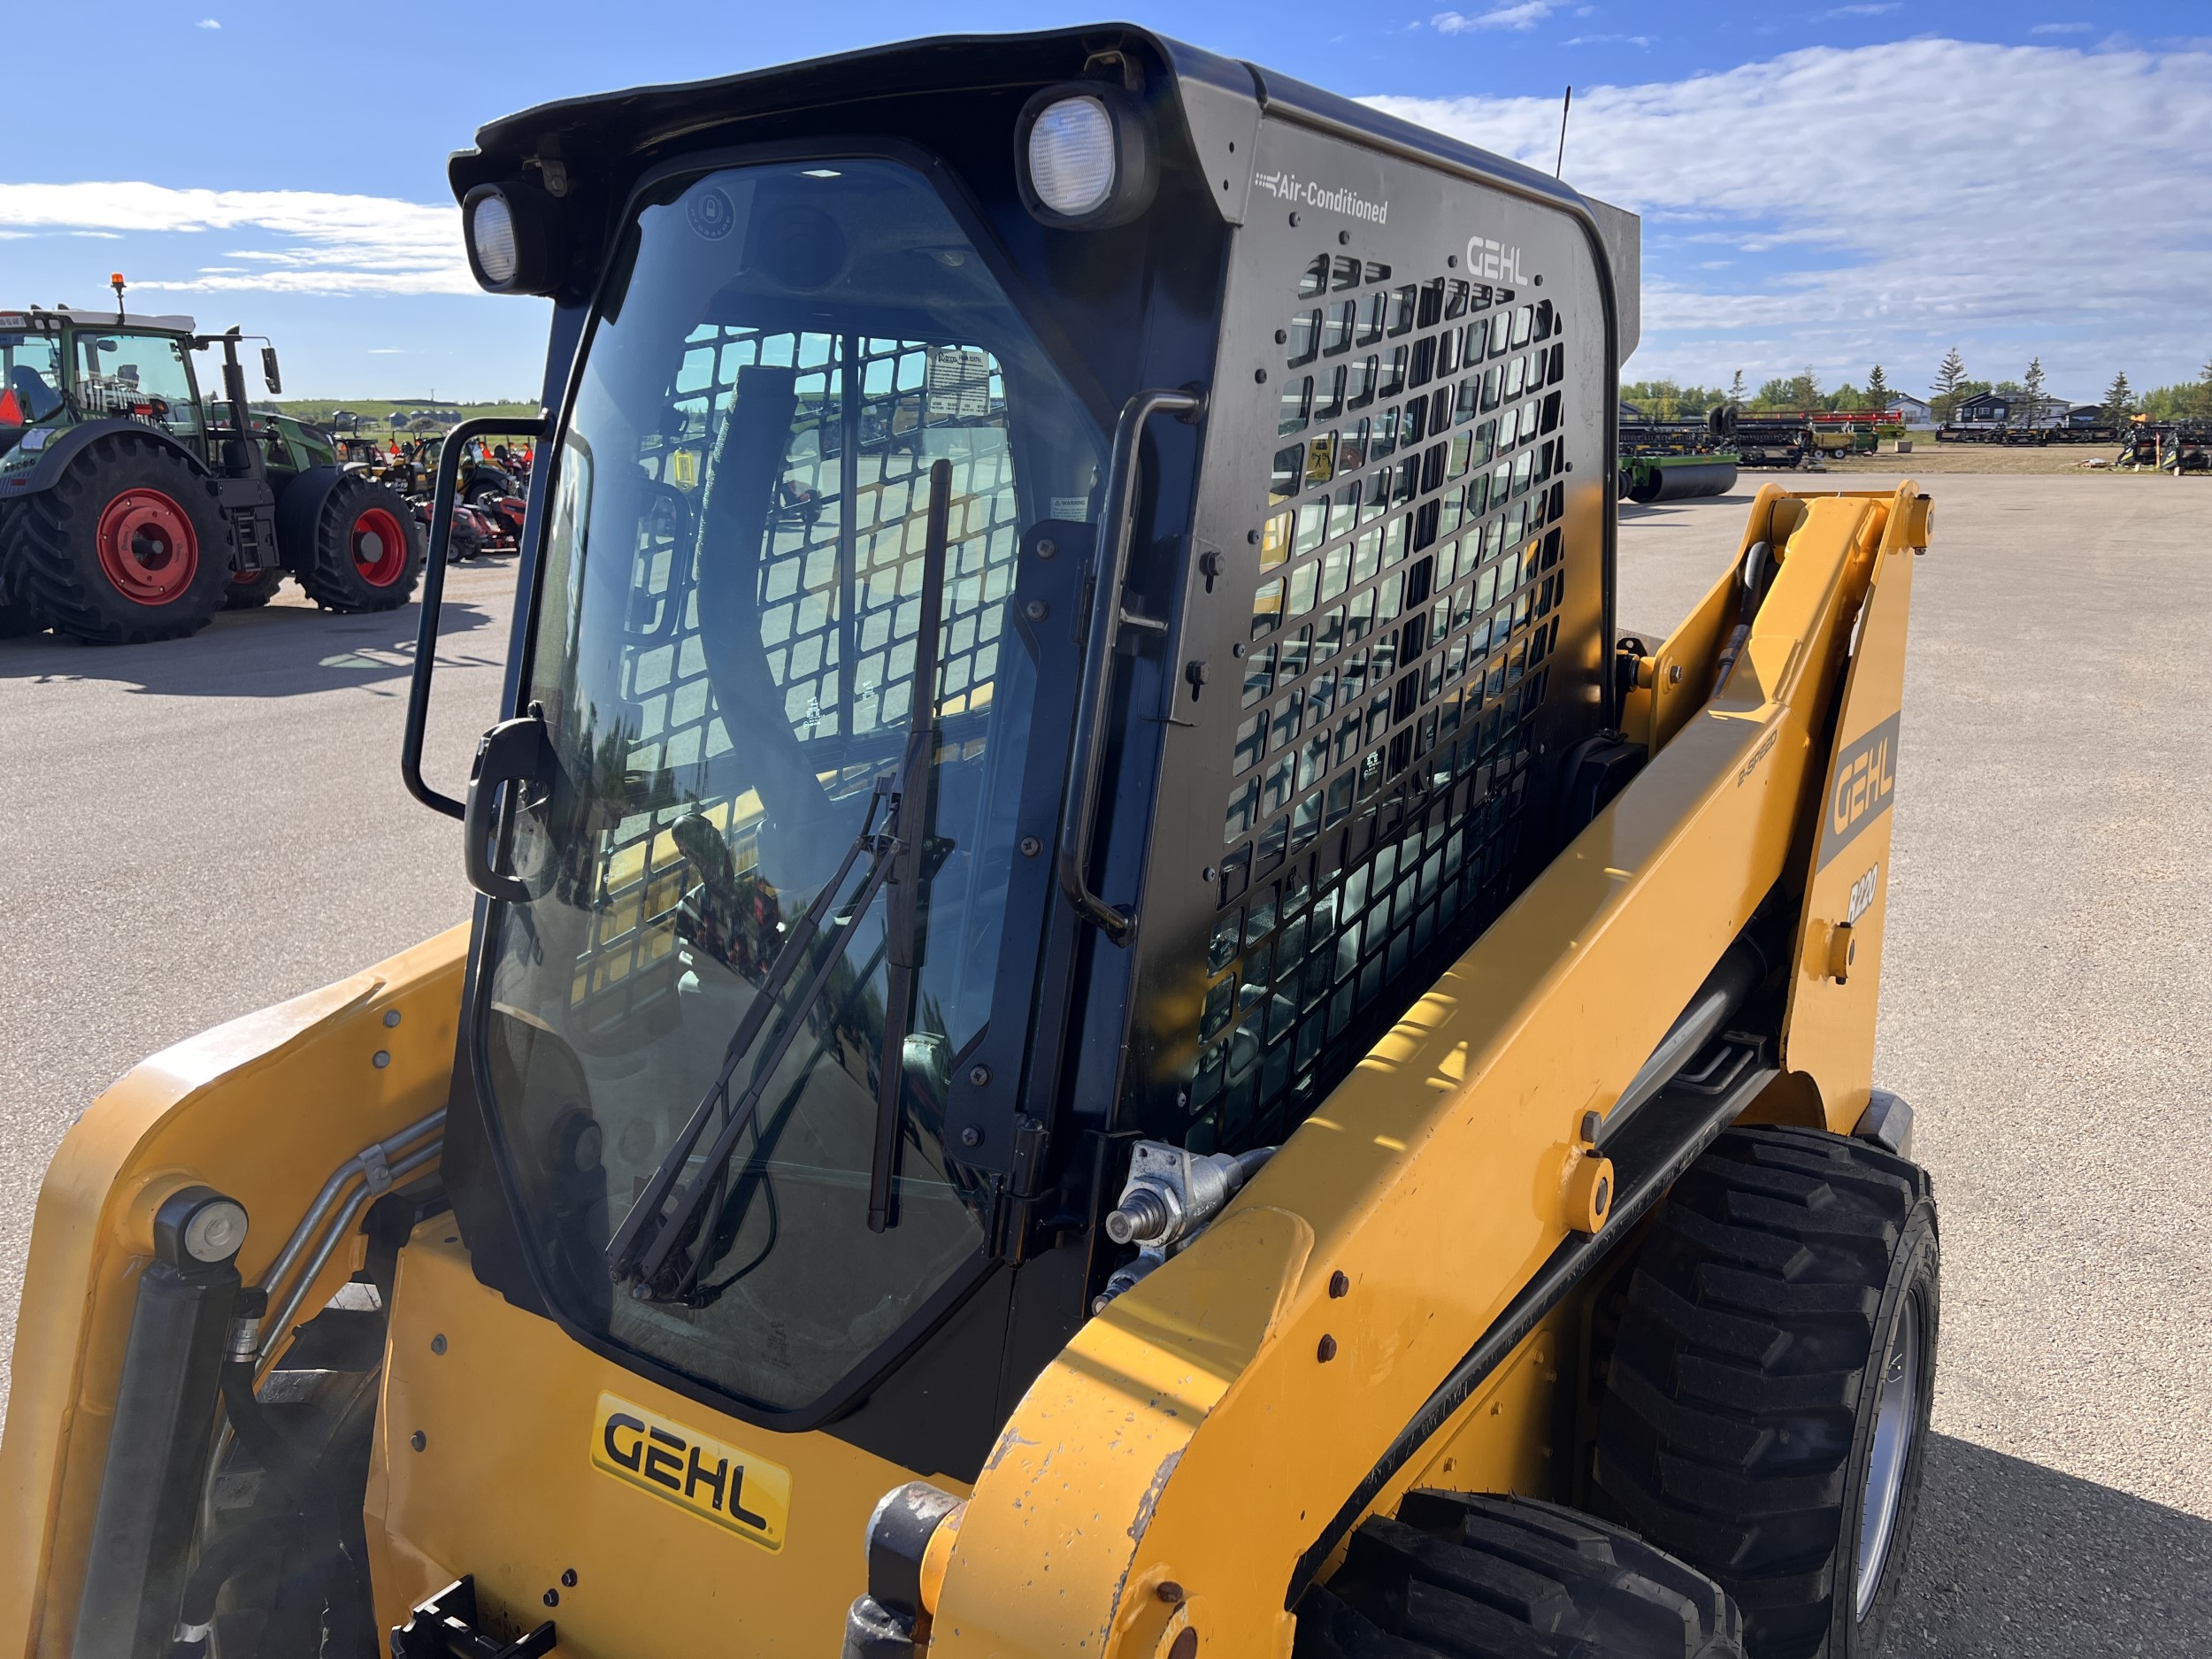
[1855,1288,1924,1617]
[95,489,199,605]
[352,505,408,587]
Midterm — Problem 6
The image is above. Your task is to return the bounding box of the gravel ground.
[3,474,2208,1651]
[1620,473,2212,1656]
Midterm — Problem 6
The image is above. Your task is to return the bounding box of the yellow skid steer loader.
[0,26,1932,1659]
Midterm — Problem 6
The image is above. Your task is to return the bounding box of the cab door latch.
[392,1576,557,1659]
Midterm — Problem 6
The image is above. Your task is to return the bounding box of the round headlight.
[1027,96,1118,218]
[471,192,519,286]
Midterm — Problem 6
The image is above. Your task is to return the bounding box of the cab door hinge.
[1008,1114,1050,1199]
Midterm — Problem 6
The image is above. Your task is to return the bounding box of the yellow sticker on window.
[590,1391,790,1551]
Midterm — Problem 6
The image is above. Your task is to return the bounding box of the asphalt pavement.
[3,476,2208,1653]
[1620,473,2212,1656]
[0,564,516,1415]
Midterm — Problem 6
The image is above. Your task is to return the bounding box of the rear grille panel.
[1189,251,1577,1156]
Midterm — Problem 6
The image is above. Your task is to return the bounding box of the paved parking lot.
[2,474,2208,1652]
[1622,473,2212,1655]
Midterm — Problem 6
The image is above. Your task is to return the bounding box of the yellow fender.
[0,927,467,1657]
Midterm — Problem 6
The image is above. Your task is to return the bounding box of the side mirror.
[260,346,282,395]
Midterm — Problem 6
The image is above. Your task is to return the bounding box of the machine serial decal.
[590,1391,791,1550]
[1251,171,1390,224]
[1816,711,1901,870]
[1846,863,1880,926]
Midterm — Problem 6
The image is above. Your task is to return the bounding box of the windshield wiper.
[865,458,951,1234]
[607,458,953,1297]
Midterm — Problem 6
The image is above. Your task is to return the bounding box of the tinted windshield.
[72,330,202,438]
[480,158,1102,1412]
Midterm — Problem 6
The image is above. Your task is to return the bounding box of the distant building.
[1952,389,2073,428]
[1885,393,1932,425]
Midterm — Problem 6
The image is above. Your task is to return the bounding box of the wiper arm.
[603,787,890,1294]
[607,457,954,1292]
[866,457,953,1234]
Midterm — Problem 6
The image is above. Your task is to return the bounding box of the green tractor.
[0,300,426,643]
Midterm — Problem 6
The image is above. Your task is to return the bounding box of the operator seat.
[9,365,59,420]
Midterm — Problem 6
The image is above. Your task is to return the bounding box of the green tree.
[1931,348,1968,420]
[2102,370,2135,426]
[1865,365,1891,406]
[1788,366,1821,409]
[1618,380,1728,419]
[1753,376,1795,409]
[2021,357,2047,426]
[1827,381,1863,412]
[2199,358,2212,419]
[1728,369,1747,404]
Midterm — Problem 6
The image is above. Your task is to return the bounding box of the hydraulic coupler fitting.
[1093,1141,1277,1312]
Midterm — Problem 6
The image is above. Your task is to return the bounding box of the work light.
[461,182,557,295]
[1015,84,1156,229]
[471,193,519,285]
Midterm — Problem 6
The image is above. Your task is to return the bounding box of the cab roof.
[448,21,1586,227]
[0,305,198,334]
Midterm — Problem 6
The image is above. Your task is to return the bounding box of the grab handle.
[403,413,546,820]
[1056,387,1203,942]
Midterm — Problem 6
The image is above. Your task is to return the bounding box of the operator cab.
[434,26,1628,1473]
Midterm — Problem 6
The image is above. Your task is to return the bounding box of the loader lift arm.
[925,480,1928,1659]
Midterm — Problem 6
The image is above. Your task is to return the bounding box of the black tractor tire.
[0,567,41,637]
[1593,1126,1938,1659]
[223,569,287,610]
[278,468,424,612]
[1299,1492,1746,1659]
[0,432,233,643]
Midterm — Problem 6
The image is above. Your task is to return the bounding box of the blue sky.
[6,2,2208,401]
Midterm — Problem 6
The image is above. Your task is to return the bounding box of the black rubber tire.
[0,565,41,637]
[0,433,232,643]
[222,569,286,610]
[1593,1127,1939,1659]
[1297,1493,1746,1658]
[280,469,424,612]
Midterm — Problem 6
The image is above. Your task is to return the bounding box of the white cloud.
[196,17,220,27]
[1364,39,2212,391]
[0,182,470,296]
[2031,21,2092,34]
[1824,4,1900,16]
[1432,4,1555,35]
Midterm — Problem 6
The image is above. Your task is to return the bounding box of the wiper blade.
[603,789,887,1293]
[608,457,953,1293]
[866,457,953,1234]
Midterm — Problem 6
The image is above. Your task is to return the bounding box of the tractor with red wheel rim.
[0,296,426,644]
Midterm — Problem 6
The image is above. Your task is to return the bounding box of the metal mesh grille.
[1192,251,1571,1154]
[566,327,1023,1016]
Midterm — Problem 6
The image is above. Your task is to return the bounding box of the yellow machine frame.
[0,481,1924,1658]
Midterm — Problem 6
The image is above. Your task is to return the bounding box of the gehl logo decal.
[591,1391,791,1550]
[1816,711,1901,871]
